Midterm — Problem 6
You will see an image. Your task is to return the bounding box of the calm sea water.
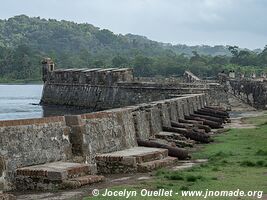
[0,84,94,121]
[0,85,43,120]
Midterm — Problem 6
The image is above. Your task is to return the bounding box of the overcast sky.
[0,0,266,49]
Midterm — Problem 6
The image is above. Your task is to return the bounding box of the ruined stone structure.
[229,80,267,109]
[41,58,55,82]
[185,70,267,110]
[217,70,267,109]
[1,93,210,191]
[183,70,201,83]
[0,59,232,193]
[41,62,229,110]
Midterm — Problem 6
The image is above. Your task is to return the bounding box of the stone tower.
[41,58,54,82]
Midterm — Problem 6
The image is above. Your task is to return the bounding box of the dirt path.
[225,110,266,129]
[225,118,256,129]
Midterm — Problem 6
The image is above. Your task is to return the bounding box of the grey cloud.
[0,0,266,49]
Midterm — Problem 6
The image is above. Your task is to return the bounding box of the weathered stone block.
[65,115,84,126]
[157,102,171,127]
[82,109,137,163]
[0,120,72,190]
[181,99,189,116]
[168,101,179,122]
[132,110,150,140]
[187,98,194,114]
[175,99,185,119]
[146,105,162,137]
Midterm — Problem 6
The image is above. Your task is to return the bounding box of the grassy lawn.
[86,118,267,200]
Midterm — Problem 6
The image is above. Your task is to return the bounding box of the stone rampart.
[41,82,219,110]
[45,68,134,85]
[0,94,207,191]
[66,94,207,164]
[41,61,228,110]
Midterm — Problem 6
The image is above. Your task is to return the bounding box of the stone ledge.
[81,112,113,119]
[0,116,65,127]
[65,115,84,126]
[16,162,92,181]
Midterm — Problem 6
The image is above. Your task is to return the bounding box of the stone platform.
[15,162,104,191]
[95,147,177,174]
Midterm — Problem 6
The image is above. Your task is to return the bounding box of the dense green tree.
[258,46,267,67]
[133,56,154,76]
[112,55,128,68]
[228,46,258,66]
[0,15,267,82]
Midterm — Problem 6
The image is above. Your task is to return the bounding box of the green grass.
[85,119,267,200]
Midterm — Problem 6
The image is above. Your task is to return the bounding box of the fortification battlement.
[42,58,134,85]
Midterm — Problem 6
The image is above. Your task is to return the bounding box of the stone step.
[137,156,177,172]
[95,147,169,174]
[62,175,105,189]
[15,162,98,191]
[16,162,93,180]
[96,147,168,164]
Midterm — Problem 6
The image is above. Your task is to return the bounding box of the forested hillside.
[0,15,266,82]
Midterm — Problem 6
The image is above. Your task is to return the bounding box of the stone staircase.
[15,147,177,191]
[95,147,177,174]
[15,162,104,190]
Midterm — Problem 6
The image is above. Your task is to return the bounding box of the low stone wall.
[65,94,207,163]
[0,117,72,190]
[0,93,208,191]
[131,94,206,140]
[81,108,137,162]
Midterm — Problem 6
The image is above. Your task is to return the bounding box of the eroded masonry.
[1,58,265,193]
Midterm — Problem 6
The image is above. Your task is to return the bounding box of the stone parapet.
[0,93,207,191]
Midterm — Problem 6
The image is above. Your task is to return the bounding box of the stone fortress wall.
[184,69,267,110]
[3,57,264,192]
[0,92,207,190]
[216,71,267,109]
[2,58,214,191]
[1,58,265,194]
[228,79,267,109]
[40,58,228,109]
